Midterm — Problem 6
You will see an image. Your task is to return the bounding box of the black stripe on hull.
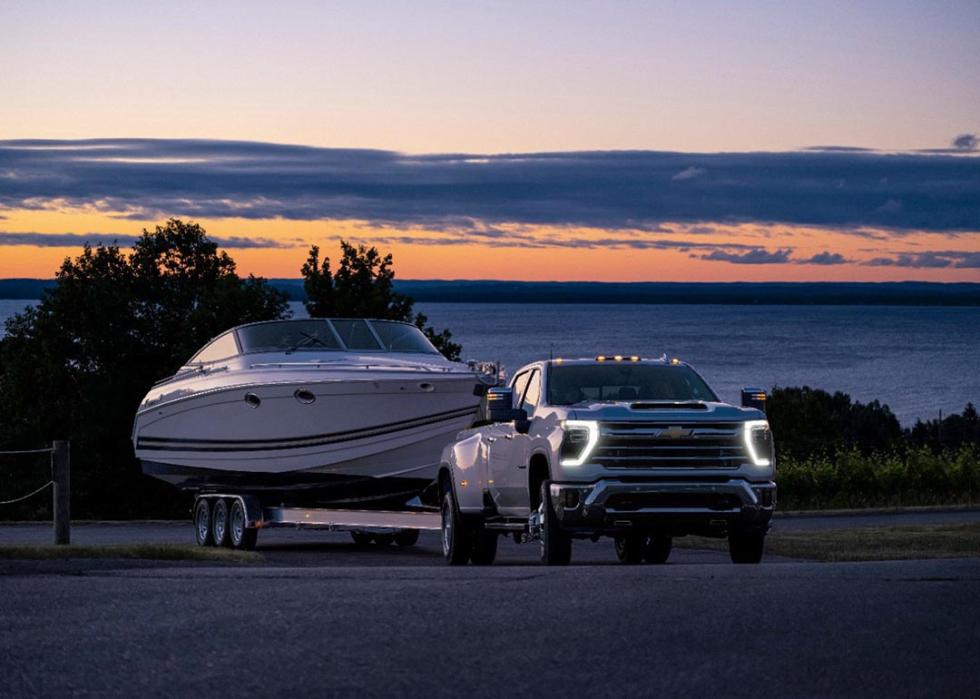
[137,405,477,453]
[140,460,435,509]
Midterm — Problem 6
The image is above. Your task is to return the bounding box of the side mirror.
[486,386,516,423]
[741,387,767,414]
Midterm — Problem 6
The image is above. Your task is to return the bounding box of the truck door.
[488,369,540,515]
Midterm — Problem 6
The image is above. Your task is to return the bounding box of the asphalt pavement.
[1,513,979,696]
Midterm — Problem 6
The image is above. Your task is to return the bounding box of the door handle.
[517,464,527,469]
[503,434,514,440]
[484,436,496,443]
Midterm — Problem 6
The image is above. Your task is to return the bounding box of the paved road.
[2,553,978,697]
[2,512,980,696]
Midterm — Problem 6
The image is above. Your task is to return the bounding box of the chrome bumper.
[550,478,776,531]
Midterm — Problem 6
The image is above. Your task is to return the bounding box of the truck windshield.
[547,364,718,405]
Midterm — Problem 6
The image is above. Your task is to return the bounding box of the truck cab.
[438,355,776,565]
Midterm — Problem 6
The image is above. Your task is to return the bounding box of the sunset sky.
[1,0,978,281]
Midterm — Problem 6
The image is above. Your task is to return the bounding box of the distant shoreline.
[3,278,980,306]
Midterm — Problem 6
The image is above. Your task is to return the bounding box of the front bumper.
[550,478,776,535]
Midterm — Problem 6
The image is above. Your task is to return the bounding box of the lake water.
[2,298,978,425]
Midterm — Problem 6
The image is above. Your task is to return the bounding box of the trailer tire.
[212,499,230,547]
[540,481,572,566]
[193,498,213,547]
[441,487,472,565]
[229,499,258,551]
[350,530,373,545]
[394,529,420,547]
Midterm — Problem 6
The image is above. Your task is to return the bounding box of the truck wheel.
[540,480,572,565]
[644,534,672,564]
[211,499,230,547]
[729,528,765,564]
[193,498,213,547]
[372,533,395,546]
[441,486,472,565]
[229,499,258,551]
[613,533,645,564]
[394,529,420,547]
[470,530,498,565]
[350,530,373,545]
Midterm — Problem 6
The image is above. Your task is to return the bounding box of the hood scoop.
[630,402,708,410]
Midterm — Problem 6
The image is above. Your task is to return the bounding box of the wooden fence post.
[51,440,70,545]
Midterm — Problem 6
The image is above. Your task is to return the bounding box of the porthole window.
[418,382,434,392]
[244,392,261,408]
[294,388,316,404]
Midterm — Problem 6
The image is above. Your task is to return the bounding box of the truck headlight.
[743,420,773,467]
[560,420,599,467]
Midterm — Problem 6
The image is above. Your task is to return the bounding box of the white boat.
[133,318,489,508]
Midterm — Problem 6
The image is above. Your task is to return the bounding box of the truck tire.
[394,529,420,547]
[441,486,472,565]
[729,528,765,564]
[644,534,672,564]
[193,498,213,547]
[229,499,258,551]
[614,533,645,564]
[540,480,572,565]
[372,533,395,546]
[470,530,498,565]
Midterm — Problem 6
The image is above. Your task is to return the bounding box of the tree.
[767,385,903,458]
[0,219,289,519]
[301,242,462,360]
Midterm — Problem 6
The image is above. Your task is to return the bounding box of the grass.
[0,543,263,563]
[679,522,980,562]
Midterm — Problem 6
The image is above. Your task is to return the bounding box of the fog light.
[563,489,580,508]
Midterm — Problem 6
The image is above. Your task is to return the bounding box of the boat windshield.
[234,319,441,355]
[547,364,719,405]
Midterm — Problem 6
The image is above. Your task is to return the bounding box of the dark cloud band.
[1,138,978,233]
[0,231,293,248]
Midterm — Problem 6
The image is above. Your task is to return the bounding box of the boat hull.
[134,372,481,506]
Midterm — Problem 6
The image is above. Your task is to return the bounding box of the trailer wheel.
[193,498,213,547]
[350,530,373,545]
[729,528,765,564]
[540,481,572,565]
[644,534,672,564]
[212,499,230,547]
[229,499,258,551]
[394,529,420,547]
[470,530,498,565]
[441,487,471,565]
[613,533,645,564]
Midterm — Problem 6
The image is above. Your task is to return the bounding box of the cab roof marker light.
[743,419,772,467]
[596,355,606,362]
[671,357,681,365]
[629,355,640,362]
[613,355,623,361]
[560,420,599,467]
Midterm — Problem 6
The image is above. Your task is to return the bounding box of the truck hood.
[567,401,764,423]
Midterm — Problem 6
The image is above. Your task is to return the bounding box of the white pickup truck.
[437,355,776,565]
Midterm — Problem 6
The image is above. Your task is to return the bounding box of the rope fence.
[0,441,70,544]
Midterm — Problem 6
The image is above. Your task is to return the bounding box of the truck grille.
[594,422,747,469]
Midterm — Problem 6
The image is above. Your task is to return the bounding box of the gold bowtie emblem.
[661,425,693,439]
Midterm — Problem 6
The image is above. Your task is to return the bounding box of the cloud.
[671,166,704,181]
[0,139,977,237]
[864,250,980,268]
[695,248,793,264]
[952,133,978,151]
[801,251,848,265]
[0,230,295,248]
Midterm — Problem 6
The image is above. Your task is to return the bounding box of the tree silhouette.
[301,242,461,360]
